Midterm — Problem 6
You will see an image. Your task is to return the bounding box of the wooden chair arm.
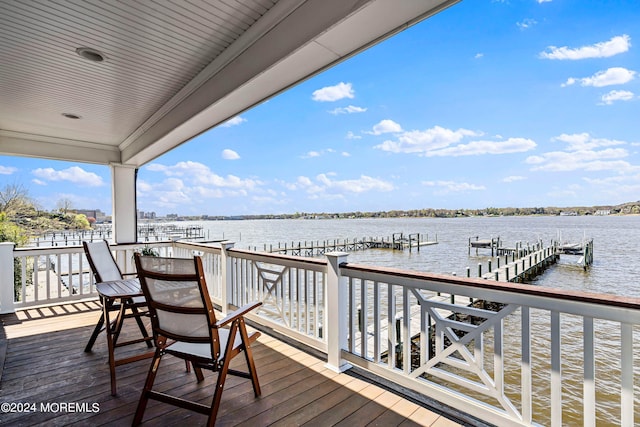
[214,302,262,328]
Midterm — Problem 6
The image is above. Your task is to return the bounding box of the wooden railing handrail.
[340,261,640,311]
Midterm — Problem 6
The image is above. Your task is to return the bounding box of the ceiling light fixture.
[76,47,105,62]
[62,113,82,119]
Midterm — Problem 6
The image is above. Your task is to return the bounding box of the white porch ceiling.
[0,0,459,168]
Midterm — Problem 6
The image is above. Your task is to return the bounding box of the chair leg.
[207,321,240,426]
[208,353,232,427]
[104,299,124,396]
[129,303,153,348]
[193,364,205,382]
[84,312,105,353]
[133,349,163,426]
[238,319,261,397]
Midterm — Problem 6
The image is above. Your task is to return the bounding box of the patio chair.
[132,253,262,426]
[83,240,151,353]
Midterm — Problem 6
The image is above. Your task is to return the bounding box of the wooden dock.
[479,245,559,282]
[30,224,207,247]
[263,233,438,256]
[471,238,594,282]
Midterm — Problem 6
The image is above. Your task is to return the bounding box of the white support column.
[325,251,351,373]
[111,164,138,244]
[0,242,16,314]
[219,241,235,316]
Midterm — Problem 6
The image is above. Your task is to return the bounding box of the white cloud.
[32,179,47,186]
[301,148,337,159]
[600,90,635,105]
[374,125,534,157]
[537,0,552,3]
[503,175,526,183]
[145,161,260,190]
[312,82,355,102]
[346,131,362,140]
[563,67,636,88]
[139,161,267,210]
[422,180,486,194]
[329,105,367,115]
[422,138,537,157]
[315,173,394,193]
[221,116,246,127]
[366,119,403,135]
[222,149,240,160]
[540,35,631,60]
[517,18,537,30]
[582,174,640,201]
[0,166,17,175]
[32,166,104,187]
[287,174,393,198]
[553,133,626,150]
[475,53,484,59]
[526,145,634,172]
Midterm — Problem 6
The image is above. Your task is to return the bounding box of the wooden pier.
[30,223,207,247]
[479,244,559,282]
[469,238,594,283]
[263,233,438,256]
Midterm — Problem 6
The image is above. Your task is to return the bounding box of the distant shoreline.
[136,203,638,223]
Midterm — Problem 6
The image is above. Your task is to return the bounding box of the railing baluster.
[494,313,504,405]
[20,255,27,303]
[67,253,73,296]
[313,271,319,339]
[361,278,367,359]
[403,287,410,374]
[388,282,395,369]
[307,269,311,336]
[621,322,634,427]
[583,316,595,427]
[45,254,51,301]
[348,277,355,353]
[551,310,562,426]
[522,306,532,423]
[373,281,380,363]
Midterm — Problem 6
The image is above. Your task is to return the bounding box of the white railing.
[339,262,640,427]
[227,248,328,351]
[4,242,174,310]
[2,242,639,426]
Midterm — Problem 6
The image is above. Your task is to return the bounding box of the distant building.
[595,209,611,216]
[137,210,157,220]
[77,209,107,222]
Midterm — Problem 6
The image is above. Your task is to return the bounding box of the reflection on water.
[170,215,640,424]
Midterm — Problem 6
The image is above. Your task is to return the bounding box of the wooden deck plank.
[0,303,467,427]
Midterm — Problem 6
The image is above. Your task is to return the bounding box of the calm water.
[186,215,640,297]
[169,215,639,424]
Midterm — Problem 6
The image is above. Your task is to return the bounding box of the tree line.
[0,183,91,247]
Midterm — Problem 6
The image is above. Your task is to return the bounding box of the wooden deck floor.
[0,302,470,427]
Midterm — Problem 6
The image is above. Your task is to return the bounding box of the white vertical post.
[219,241,235,316]
[584,316,595,427]
[0,242,16,314]
[325,252,351,372]
[111,164,137,244]
[621,323,634,427]
[551,311,562,426]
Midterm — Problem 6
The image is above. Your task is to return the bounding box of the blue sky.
[2,0,639,216]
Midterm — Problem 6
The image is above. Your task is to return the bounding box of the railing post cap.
[326,251,349,257]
